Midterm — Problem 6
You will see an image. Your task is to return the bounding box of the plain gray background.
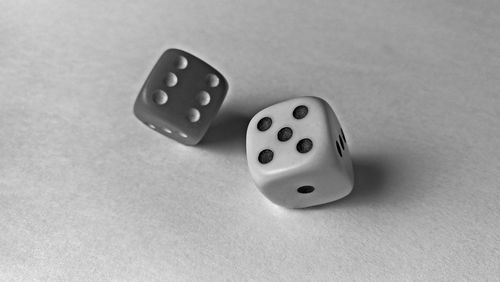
[1,0,499,280]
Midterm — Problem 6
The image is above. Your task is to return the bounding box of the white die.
[246,96,354,208]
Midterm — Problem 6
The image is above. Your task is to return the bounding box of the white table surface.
[1,0,499,280]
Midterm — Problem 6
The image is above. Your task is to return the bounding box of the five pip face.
[246,97,354,208]
[134,49,354,208]
[133,49,228,145]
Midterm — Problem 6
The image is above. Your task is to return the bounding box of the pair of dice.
[133,49,354,208]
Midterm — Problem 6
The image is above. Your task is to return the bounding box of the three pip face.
[133,49,353,208]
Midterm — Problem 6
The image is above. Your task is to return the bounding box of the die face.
[325,102,354,183]
[133,49,228,145]
[260,160,353,208]
[246,96,354,208]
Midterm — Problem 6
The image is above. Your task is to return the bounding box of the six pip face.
[133,49,228,145]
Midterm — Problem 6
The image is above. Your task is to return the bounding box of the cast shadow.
[344,155,389,204]
[197,109,251,154]
[308,154,395,210]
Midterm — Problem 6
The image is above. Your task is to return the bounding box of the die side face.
[133,49,228,145]
[246,96,354,208]
[261,161,352,208]
[326,103,354,183]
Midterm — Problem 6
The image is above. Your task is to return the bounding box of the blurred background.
[1,0,499,280]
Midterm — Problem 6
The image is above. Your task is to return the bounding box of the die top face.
[133,49,228,145]
[246,96,348,180]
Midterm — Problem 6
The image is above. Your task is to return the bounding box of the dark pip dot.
[341,128,347,143]
[277,127,293,142]
[339,135,345,150]
[257,117,272,131]
[293,105,308,119]
[297,185,315,194]
[258,149,274,164]
[296,138,313,153]
[336,141,343,157]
